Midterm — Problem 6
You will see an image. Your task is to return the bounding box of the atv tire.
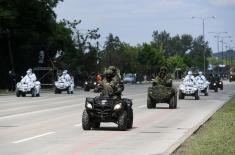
[215,87,218,92]
[195,91,200,100]
[147,96,155,109]
[173,94,177,109]
[82,110,91,130]
[127,109,133,129]
[118,111,128,131]
[179,91,184,99]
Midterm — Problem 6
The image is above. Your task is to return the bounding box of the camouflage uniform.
[100,66,124,97]
[153,67,171,87]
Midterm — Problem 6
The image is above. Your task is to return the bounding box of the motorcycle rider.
[195,71,206,83]
[59,70,74,92]
[21,68,37,83]
[183,71,196,84]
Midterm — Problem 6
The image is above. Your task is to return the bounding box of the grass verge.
[172,96,235,155]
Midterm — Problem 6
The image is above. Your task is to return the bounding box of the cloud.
[209,0,235,6]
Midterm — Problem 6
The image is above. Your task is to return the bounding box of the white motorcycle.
[196,79,209,96]
[16,80,41,97]
[54,77,74,94]
[179,80,199,100]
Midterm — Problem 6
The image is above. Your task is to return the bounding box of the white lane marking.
[138,105,146,108]
[12,132,55,144]
[74,123,82,127]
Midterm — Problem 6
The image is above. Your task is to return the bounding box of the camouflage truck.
[147,85,177,109]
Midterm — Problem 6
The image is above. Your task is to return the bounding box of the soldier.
[153,67,172,87]
[100,66,124,97]
[183,71,196,84]
[195,71,206,83]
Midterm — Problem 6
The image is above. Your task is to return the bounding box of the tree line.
[0,0,212,88]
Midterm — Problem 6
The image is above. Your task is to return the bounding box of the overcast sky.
[55,0,235,53]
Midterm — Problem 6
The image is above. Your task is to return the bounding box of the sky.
[54,0,235,53]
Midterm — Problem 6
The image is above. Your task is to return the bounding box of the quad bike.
[16,81,41,97]
[82,95,133,131]
[196,79,209,96]
[179,80,200,100]
[147,85,177,109]
[54,77,74,94]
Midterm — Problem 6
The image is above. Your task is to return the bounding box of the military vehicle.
[208,74,223,92]
[147,85,177,109]
[196,79,209,96]
[229,67,235,82]
[82,95,133,131]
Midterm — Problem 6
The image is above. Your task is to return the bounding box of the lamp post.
[192,16,215,74]
[219,36,232,66]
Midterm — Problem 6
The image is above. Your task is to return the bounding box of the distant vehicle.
[208,74,223,92]
[123,73,136,84]
[229,67,235,82]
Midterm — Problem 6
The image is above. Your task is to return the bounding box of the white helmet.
[188,71,192,75]
[63,70,68,74]
[26,68,32,74]
[198,71,202,75]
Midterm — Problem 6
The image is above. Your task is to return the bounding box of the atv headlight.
[85,82,88,85]
[114,103,122,110]
[94,82,97,85]
[213,83,216,86]
[86,103,92,109]
[219,82,222,84]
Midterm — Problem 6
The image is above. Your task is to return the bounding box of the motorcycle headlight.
[94,82,97,85]
[219,82,222,84]
[213,83,216,86]
[114,103,122,110]
[85,82,88,85]
[86,103,92,109]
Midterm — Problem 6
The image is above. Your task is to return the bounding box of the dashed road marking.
[12,132,55,144]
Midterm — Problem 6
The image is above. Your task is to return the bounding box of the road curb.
[163,99,229,155]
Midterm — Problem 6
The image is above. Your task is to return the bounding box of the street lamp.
[192,16,216,74]
[219,35,232,66]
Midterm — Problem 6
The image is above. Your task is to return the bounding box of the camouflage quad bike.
[82,96,133,131]
[147,85,177,109]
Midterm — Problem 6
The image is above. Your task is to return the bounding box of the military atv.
[147,85,177,109]
[82,95,133,131]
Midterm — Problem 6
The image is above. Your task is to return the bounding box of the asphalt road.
[0,81,234,155]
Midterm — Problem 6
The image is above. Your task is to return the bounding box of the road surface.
[0,81,234,155]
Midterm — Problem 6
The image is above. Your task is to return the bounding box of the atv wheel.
[220,85,223,90]
[31,88,36,97]
[147,96,155,109]
[36,93,40,97]
[67,89,70,94]
[215,87,218,92]
[84,86,90,91]
[169,96,175,109]
[16,90,20,97]
[118,111,128,131]
[127,108,133,129]
[70,91,74,94]
[82,110,91,130]
[195,91,200,100]
[92,121,100,129]
[204,88,208,96]
[22,93,26,97]
[179,91,184,99]
[173,94,177,109]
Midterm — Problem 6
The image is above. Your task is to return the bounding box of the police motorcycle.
[82,75,133,131]
[16,70,41,97]
[54,71,74,94]
[179,78,200,100]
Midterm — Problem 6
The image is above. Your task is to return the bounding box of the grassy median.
[172,96,235,155]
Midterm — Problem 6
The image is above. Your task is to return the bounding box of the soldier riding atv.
[147,67,177,109]
[54,70,74,94]
[82,66,133,131]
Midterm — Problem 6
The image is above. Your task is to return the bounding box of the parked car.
[123,73,136,84]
